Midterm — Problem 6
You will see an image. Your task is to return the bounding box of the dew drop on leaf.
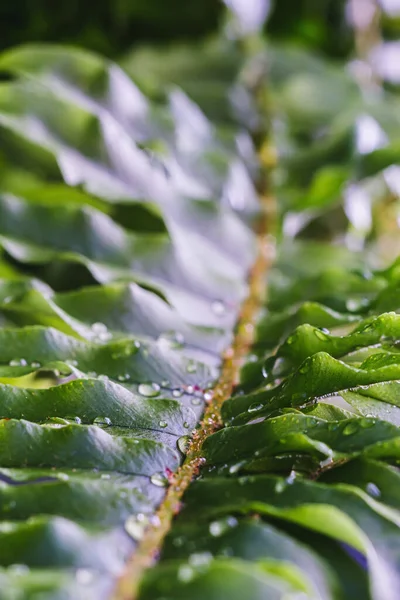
[91,322,108,334]
[177,564,195,583]
[172,388,184,398]
[66,359,78,367]
[286,470,296,485]
[211,300,226,316]
[177,435,191,454]
[248,402,263,413]
[93,416,112,428]
[186,360,197,373]
[275,479,287,493]
[188,552,213,567]
[138,382,161,397]
[30,361,41,368]
[76,569,94,585]
[314,329,329,341]
[118,373,131,382]
[203,390,214,402]
[159,420,168,429]
[9,358,27,367]
[125,513,148,540]
[229,460,245,474]
[209,516,238,537]
[343,421,359,435]
[366,482,381,498]
[360,418,375,428]
[150,472,168,487]
[163,331,185,349]
[65,416,81,424]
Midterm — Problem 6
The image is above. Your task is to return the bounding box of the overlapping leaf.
[0,35,261,599]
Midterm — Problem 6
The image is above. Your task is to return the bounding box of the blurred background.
[1,1,399,83]
[0,0,387,59]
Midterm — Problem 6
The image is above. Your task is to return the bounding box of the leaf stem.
[113,160,275,600]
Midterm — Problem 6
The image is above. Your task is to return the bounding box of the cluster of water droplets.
[124,512,160,541]
[91,321,112,342]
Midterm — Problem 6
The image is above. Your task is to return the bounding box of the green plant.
[0,2,399,599]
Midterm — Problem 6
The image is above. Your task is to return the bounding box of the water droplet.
[58,473,69,481]
[177,564,195,583]
[159,420,168,429]
[91,322,108,334]
[93,416,112,428]
[320,455,333,468]
[9,358,27,367]
[248,402,263,413]
[67,416,81,424]
[183,421,190,429]
[360,418,375,428]
[177,435,191,454]
[343,421,359,435]
[272,357,287,378]
[366,482,381,498]
[163,331,185,349]
[98,374,109,382]
[188,552,212,568]
[211,300,226,316]
[117,373,131,382]
[191,397,202,406]
[209,516,238,537]
[314,329,329,341]
[275,479,286,493]
[186,360,197,374]
[125,513,148,540]
[66,359,78,367]
[134,340,141,349]
[203,390,214,402]
[138,382,161,397]
[101,473,111,480]
[150,472,168,487]
[30,361,41,368]
[87,371,97,378]
[76,569,94,585]
[161,379,170,387]
[172,388,184,398]
[229,461,245,475]
[286,470,296,485]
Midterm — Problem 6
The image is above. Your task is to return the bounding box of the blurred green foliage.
[0,0,223,57]
[0,0,351,59]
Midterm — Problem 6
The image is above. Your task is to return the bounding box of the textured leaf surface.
[1,5,400,599]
